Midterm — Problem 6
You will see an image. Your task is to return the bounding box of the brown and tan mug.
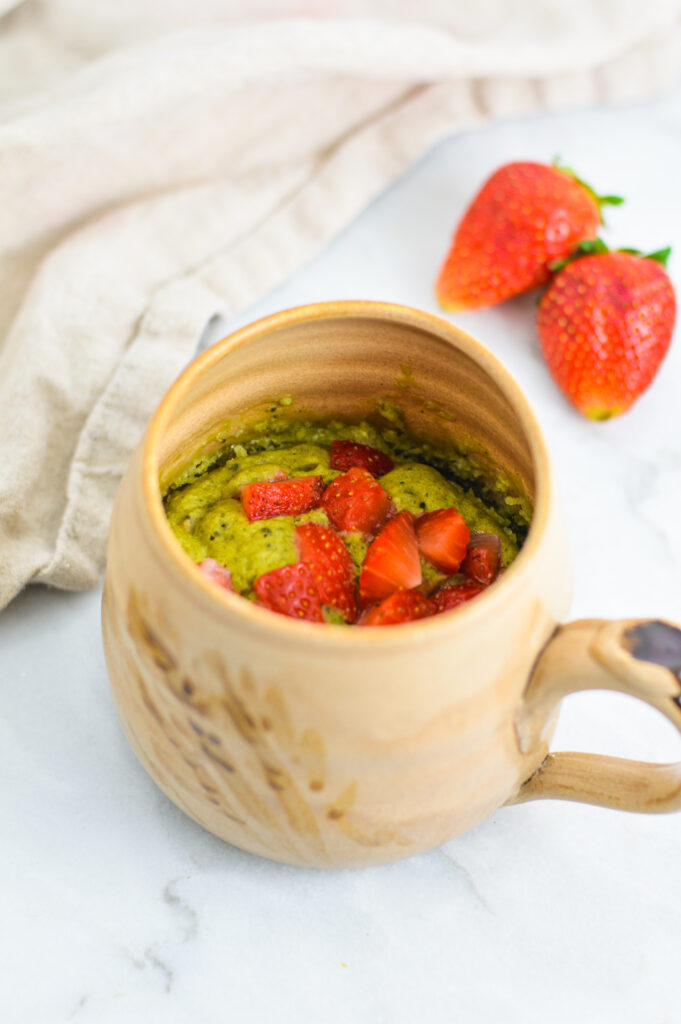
[102,301,681,868]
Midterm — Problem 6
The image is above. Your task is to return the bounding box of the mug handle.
[511,618,681,812]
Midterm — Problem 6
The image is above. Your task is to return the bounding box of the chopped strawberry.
[296,522,357,623]
[330,440,394,478]
[321,467,392,533]
[416,508,470,574]
[359,512,422,606]
[361,588,434,626]
[197,558,234,592]
[253,562,323,622]
[241,475,324,522]
[461,534,502,585]
[432,579,486,614]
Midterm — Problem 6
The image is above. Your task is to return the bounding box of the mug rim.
[141,300,553,647]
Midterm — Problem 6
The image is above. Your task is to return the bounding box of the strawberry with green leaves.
[537,243,676,419]
[436,161,621,311]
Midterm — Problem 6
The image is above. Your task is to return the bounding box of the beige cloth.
[1,0,680,610]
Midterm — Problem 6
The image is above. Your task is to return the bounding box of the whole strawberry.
[537,247,676,419]
[435,161,620,311]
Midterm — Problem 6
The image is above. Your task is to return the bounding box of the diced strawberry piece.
[432,579,486,614]
[197,558,234,592]
[321,467,392,533]
[361,588,434,626]
[461,534,502,585]
[296,523,357,623]
[330,440,394,478]
[416,507,470,574]
[253,562,323,621]
[241,475,325,522]
[359,511,422,606]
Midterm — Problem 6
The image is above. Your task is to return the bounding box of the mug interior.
[145,302,550,638]
[154,304,537,511]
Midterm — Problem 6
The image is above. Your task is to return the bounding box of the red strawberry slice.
[416,508,470,574]
[296,522,357,623]
[359,511,421,606]
[197,558,234,592]
[432,579,486,614]
[361,588,434,626]
[241,475,325,522]
[330,440,394,478]
[461,534,501,585]
[321,467,392,533]
[253,562,323,622]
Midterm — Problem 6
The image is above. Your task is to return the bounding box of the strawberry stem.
[548,239,672,276]
[645,247,672,267]
[604,245,671,267]
[552,158,624,213]
[548,237,608,273]
[574,238,609,255]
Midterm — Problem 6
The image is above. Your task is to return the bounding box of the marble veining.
[437,849,495,916]
[119,879,199,995]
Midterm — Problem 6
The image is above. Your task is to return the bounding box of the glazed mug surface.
[102,301,681,868]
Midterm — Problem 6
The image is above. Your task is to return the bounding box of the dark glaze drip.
[624,621,681,706]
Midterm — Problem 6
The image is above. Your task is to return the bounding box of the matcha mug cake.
[102,301,681,868]
[163,415,528,627]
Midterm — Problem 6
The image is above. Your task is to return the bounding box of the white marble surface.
[3,86,681,1024]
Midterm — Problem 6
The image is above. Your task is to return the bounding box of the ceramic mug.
[102,301,681,868]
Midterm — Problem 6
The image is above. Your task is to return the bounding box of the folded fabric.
[1,0,680,610]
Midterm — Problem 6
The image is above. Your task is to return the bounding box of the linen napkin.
[1,0,680,610]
